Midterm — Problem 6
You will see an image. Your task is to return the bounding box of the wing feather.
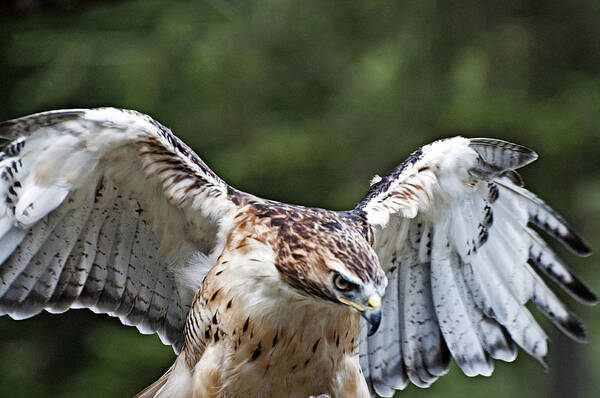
[356,137,594,393]
[94,197,138,313]
[125,218,160,325]
[398,220,448,386]
[79,204,120,308]
[21,207,84,311]
[56,193,110,312]
[0,225,52,302]
[358,318,373,393]
[496,180,591,256]
[527,228,597,304]
[431,215,492,377]
[367,263,407,397]
[0,108,244,350]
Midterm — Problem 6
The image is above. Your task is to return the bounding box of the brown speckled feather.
[168,200,378,397]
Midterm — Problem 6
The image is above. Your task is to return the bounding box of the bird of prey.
[0,108,595,398]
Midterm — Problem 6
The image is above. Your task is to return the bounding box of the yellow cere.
[367,294,382,309]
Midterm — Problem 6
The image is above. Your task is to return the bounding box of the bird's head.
[272,208,387,334]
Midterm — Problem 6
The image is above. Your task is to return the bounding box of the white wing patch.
[356,137,595,396]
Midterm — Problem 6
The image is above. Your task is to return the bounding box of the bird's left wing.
[354,137,596,396]
[0,108,243,351]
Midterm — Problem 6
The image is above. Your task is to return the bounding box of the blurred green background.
[0,0,599,397]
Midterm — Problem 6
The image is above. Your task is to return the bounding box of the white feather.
[398,222,446,387]
[431,214,492,377]
[367,266,406,396]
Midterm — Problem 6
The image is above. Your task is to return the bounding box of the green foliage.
[0,0,598,396]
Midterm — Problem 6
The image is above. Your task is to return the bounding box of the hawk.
[0,108,595,398]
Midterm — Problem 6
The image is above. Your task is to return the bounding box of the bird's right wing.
[0,108,245,351]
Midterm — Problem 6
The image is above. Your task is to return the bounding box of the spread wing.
[354,137,596,396]
[0,108,242,351]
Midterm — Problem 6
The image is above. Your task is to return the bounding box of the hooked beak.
[337,294,383,336]
[362,307,382,336]
[362,294,382,336]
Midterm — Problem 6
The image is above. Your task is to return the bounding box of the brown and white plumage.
[0,109,595,397]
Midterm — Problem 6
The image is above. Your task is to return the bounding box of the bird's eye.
[333,273,357,292]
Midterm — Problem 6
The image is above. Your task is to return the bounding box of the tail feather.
[135,365,174,398]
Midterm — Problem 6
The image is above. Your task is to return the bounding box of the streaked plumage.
[0,108,594,397]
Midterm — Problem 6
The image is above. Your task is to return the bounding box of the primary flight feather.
[0,108,594,398]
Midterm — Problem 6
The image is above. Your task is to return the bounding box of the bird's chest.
[183,268,362,397]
